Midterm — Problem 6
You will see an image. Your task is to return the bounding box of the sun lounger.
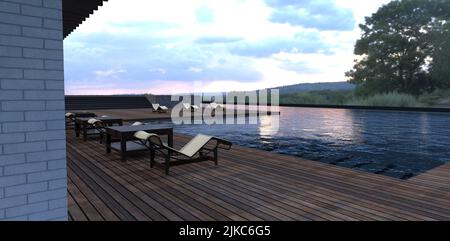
[159,105,169,112]
[152,103,169,113]
[134,131,232,175]
[182,103,200,112]
[65,112,76,127]
[87,118,106,143]
[191,105,200,111]
[205,103,226,116]
[66,112,97,128]
[208,102,225,110]
[209,103,218,109]
[182,103,190,110]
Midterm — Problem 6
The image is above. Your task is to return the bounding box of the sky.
[64,0,393,95]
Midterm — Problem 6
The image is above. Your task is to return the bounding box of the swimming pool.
[149,107,450,179]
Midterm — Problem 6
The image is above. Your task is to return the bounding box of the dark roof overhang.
[63,0,108,38]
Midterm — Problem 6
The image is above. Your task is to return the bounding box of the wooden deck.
[71,107,279,122]
[71,108,172,121]
[67,130,450,221]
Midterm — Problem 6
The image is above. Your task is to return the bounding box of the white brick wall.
[0,0,67,221]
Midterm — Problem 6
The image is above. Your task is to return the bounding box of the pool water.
[149,107,450,179]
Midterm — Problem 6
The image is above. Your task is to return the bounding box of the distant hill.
[270,82,355,94]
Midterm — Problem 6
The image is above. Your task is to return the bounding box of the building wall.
[0,0,67,221]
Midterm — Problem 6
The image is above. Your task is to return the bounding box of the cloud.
[63,0,387,95]
[143,58,262,82]
[109,21,179,29]
[196,5,215,24]
[188,67,203,73]
[195,36,244,45]
[64,32,262,88]
[108,21,180,33]
[228,31,332,57]
[94,69,126,78]
[279,60,321,74]
[265,0,356,31]
[149,68,167,75]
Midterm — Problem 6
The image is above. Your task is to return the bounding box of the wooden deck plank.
[67,191,89,221]
[68,147,164,221]
[68,176,103,221]
[229,142,450,203]
[194,160,419,220]
[66,130,450,221]
[70,140,224,221]
[167,137,444,220]
[409,163,450,192]
[192,164,388,221]
[224,153,445,220]
[68,168,120,221]
[67,155,139,221]
[100,160,249,221]
[69,137,282,221]
[215,140,450,219]
[94,137,320,220]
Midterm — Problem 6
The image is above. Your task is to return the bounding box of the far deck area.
[66,108,450,220]
[70,106,280,122]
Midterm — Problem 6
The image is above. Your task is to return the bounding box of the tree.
[430,22,450,89]
[346,0,450,96]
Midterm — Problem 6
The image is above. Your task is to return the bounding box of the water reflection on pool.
[150,107,450,179]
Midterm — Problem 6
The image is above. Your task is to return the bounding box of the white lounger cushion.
[131,121,144,126]
[182,103,191,109]
[179,134,212,157]
[208,103,225,110]
[183,103,200,110]
[65,112,74,117]
[134,131,153,140]
[87,118,99,125]
[134,131,164,146]
[209,103,218,109]
[152,103,160,110]
[159,105,168,110]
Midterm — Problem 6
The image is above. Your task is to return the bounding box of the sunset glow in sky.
[64,0,392,95]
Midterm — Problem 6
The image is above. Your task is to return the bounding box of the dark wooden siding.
[65,95,153,110]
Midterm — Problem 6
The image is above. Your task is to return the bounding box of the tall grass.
[418,88,450,106]
[280,90,353,105]
[347,92,421,107]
